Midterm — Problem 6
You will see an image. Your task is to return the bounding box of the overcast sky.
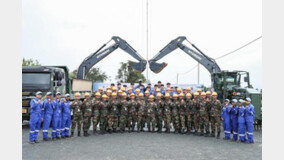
[22,0,262,89]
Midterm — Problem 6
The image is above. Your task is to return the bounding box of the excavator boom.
[77,36,147,79]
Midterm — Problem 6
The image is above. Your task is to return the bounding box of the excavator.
[77,36,147,79]
[148,36,262,127]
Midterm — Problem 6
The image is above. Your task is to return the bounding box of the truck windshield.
[22,73,51,90]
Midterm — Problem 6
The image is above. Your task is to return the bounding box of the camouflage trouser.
[163,113,171,130]
[83,116,91,132]
[128,114,137,130]
[71,115,82,132]
[119,115,127,131]
[194,113,200,132]
[108,114,118,130]
[186,113,192,131]
[199,113,209,133]
[210,115,221,133]
[100,115,108,132]
[172,114,180,130]
[156,113,163,130]
[92,111,100,131]
[146,114,156,131]
[179,114,186,129]
[137,114,146,130]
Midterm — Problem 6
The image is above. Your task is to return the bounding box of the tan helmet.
[157,93,162,97]
[145,90,149,94]
[122,92,127,96]
[106,90,112,93]
[177,88,181,91]
[173,94,178,98]
[111,92,117,96]
[156,88,160,92]
[118,90,123,93]
[165,93,170,97]
[121,87,126,91]
[75,92,80,96]
[85,92,90,97]
[186,93,191,97]
[95,92,101,96]
[212,92,218,96]
[196,88,202,92]
[194,92,199,96]
[112,87,117,91]
[186,87,191,91]
[149,95,154,99]
[206,91,211,95]
[131,93,135,96]
[179,93,184,97]
[135,88,140,92]
[139,93,144,97]
[99,87,103,91]
[127,87,132,91]
[102,94,108,98]
[201,92,206,96]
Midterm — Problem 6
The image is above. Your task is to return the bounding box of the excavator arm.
[148,36,221,74]
[77,36,147,79]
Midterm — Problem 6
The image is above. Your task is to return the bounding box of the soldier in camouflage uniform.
[179,93,186,134]
[205,91,212,136]
[128,93,138,132]
[119,92,129,133]
[82,93,92,136]
[199,92,209,137]
[209,92,222,139]
[144,91,149,105]
[185,93,193,134]
[155,93,164,133]
[164,93,172,133]
[146,95,157,132]
[99,94,109,134]
[192,92,200,135]
[137,93,146,132]
[172,94,180,134]
[92,92,101,134]
[108,92,119,133]
[71,92,83,137]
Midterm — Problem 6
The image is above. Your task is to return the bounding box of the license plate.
[22,108,27,113]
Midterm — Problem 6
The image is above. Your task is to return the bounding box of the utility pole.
[146,0,149,81]
[197,63,200,84]
[176,73,179,84]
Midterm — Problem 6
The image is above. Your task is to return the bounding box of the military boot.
[77,131,81,137]
[71,132,74,137]
[83,131,87,137]
[200,132,204,136]
[217,131,220,139]
[204,131,209,137]
[113,128,117,133]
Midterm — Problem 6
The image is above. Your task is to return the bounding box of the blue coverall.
[238,105,246,142]
[52,98,63,138]
[62,100,72,137]
[42,98,53,139]
[29,98,43,142]
[245,104,255,143]
[221,104,231,139]
[230,105,239,141]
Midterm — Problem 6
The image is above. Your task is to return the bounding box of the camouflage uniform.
[179,99,187,133]
[137,99,146,132]
[199,98,209,136]
[108,99,119,132]
[155,99,164,133]
[146,101,157,132]
[119,99,129,132]
[192,97,200,134]
[128,99,138,132]
[209,98,222,137]
[99,100,109,134]
[71,99,83,135]
[164,99,172,133]
[172,100,180,133]
[92,98,100,133]
[186,99,194,133]
[82,98,92,135]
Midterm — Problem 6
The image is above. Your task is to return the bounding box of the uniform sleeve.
[30,99,36,110]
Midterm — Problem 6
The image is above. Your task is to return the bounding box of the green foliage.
[22,58,41,66]
[116,60,146,83]
[70,67,108,82]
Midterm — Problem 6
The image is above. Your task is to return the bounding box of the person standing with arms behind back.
[29,91,43,144]
[42,92,53,141]
[245,98,255,143]
[71,92,83,137]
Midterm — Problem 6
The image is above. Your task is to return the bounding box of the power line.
[215,36,262,60]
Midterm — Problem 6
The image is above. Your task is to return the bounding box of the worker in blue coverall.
[245,98,255,143]
[42,92,53,141]
[238,99,246,142]
[221,99,231,140]
[29,91,43,144]
[62,94,72,138]
[52,92,63,140]
[230,99,239,141]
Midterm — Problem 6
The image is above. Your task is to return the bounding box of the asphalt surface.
[22,124,262,160]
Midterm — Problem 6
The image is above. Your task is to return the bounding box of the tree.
[70,67,108,82]
[116,60,146,83]
[22,58,41,66]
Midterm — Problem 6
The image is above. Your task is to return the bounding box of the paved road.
[22,125,262,160]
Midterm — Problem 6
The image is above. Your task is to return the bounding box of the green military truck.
[22,66,93,122]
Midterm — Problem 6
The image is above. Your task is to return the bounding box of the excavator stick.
[130,61,147,73]
[149,61,168,73]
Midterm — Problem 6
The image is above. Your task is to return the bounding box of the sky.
[22,0,262,89]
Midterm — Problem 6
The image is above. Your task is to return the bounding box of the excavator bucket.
[130,61,147,73]
[149,61,168,73]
